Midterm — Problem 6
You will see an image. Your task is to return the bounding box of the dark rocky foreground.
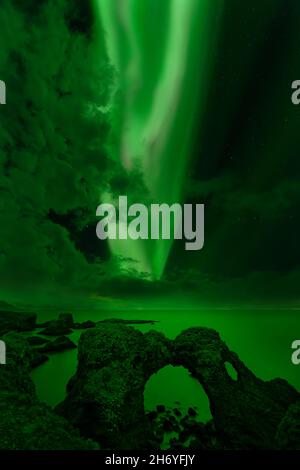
[0,310,36,336]
[0,333,97,449]
[57,324,300,450]
[0,309,300,450]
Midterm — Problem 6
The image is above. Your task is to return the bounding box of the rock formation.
[276,401,300,450]
[0,333,97,450]
[58,324,300,450]
[56,324,172,449]
[39,335,77,353]
[0,310,36,336]
[173,328,300,449]
[1,314,299,450]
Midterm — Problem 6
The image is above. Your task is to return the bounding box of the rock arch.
[57,324,300,450]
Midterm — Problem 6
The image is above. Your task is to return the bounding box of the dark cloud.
[0,0,122,300]
[187,175,300,219]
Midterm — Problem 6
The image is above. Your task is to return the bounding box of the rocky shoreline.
[0,309,300,450]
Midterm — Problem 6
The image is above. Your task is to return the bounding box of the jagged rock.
[57,325,300,450]
[147,410,158,421]
[39,336,77,353]
[0,401,99,450]
[73,320,96,330]
[0,310,36,336]
[56,324,172,449]
[25,336,51,368]
[0,333,97,450]
[184,420,226,450]
[162,418,174,432]
[142,329,172,374]
[187,407,197,418]
[38,313,74,336]
[173,408,182,417]
[156,405,166,414]
[172,327,300,449]
[0,333,36,397]
[38,321,73,336]
[276,401,300,450]
[27,336,50,346]
[30,352,49,369]
[149,405,207,449]
[58,313,74,328]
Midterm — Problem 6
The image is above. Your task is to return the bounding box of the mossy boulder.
[173,327,300,449]
[39,322,73,336]
[58,313,74,328]
[0,333,98,450]
[57,324,171,449]
[276,401,300,450]
[27,336,50,346]
[0,310,36,336]
[39,335,77,353]
[38,313,74,336]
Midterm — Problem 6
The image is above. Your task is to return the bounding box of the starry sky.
[1,0,300,307]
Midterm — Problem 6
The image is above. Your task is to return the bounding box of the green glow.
[94,0,223,279]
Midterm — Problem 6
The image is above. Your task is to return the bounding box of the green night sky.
[1,0,300,308]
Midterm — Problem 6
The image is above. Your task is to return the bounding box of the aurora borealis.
[0,0,300,305]
[94,0,223,279]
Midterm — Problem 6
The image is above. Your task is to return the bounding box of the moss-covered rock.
[58,313,74,328]
[0,310,36,336]
[29,351,50,369]
[73,320,96,329]
[0,333,98,450]
[173,327,300,449]
[39,335,77,353]
[57,324,171,449]
[27,336,50,346]
[276,401,300,450]
[38,321,73,336]
[57,324,300,450]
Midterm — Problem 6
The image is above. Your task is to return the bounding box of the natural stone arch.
[144,363,211,420]
[57,324,300,450]
[144,363,212,448]
[172,328,300,449]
